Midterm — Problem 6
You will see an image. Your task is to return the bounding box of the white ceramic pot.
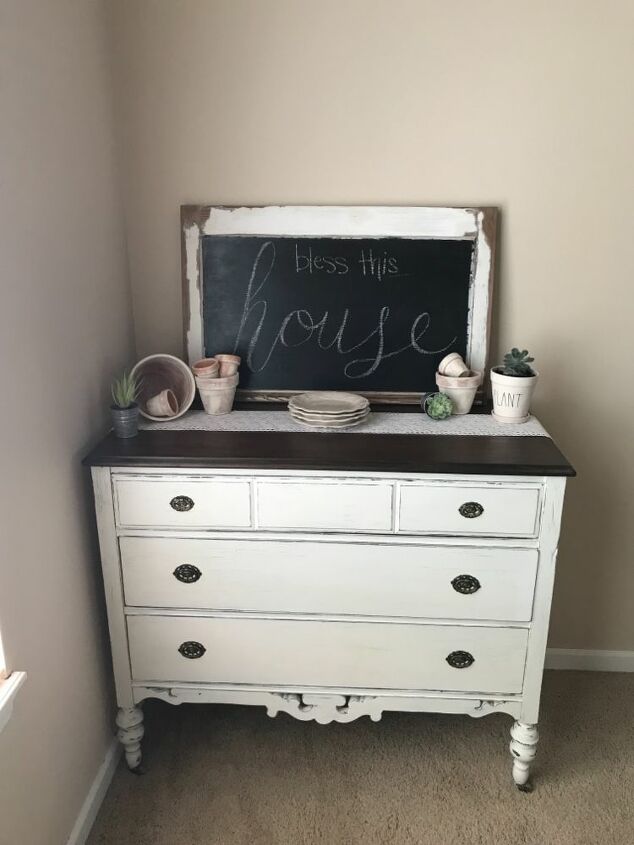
[197,373,239,415]
[435,371,482,415]
[490,368,539,423]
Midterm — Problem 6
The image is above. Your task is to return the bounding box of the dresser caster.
[509,721,538,790]
[116,706,144,771]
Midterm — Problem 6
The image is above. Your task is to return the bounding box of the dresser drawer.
[127,615,528,693]
[120,537,538,622]
[256,479,393,532]
[398,483,541,537]
[114,478,251,529]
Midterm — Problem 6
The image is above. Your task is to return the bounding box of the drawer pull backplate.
[173,564,202,584]
[446,650,475,669]
[170,495,195,512]
[178,641,206,659]
[458,501,484,519]
[451,574,481,594]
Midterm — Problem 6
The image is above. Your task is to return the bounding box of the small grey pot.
[111,403,140,438]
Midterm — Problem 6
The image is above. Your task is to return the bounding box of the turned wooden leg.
[116,706,144,773]
[509,721,538,791]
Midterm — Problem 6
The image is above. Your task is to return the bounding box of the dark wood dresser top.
[83,428,574,476]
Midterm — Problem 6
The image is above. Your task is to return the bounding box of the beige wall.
[110,0,634,652]
[0,1,135,842]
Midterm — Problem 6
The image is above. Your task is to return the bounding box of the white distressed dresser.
[85,416,574,790]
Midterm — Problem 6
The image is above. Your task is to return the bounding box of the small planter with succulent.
[422,392,454,421]
[490,348,538,423]
[111,371,142,438]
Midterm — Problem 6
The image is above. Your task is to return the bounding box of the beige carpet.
[88,671,634,845]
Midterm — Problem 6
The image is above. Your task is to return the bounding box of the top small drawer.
[398,482,541,537]
[256,479,393,532]
[114,477,251,529]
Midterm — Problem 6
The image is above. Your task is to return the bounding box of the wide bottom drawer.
[127,616,529,694]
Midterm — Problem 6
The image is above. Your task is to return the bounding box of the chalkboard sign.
[182,206,496,402]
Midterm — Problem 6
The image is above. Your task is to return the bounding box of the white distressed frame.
[182,205,497,403]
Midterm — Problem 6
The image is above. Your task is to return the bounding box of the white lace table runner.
[140,410,549,437]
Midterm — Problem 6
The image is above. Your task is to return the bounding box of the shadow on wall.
[537,357,620,649]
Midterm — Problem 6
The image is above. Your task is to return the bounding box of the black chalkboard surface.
[182,206,497,403]
[201,235,474,396]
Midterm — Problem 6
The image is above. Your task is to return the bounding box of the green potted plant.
[422,392,454,420]
[490,348,538,423]
[111,371,142,438]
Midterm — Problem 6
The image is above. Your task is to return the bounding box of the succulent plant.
[423,392,453,420]
[500,348,535,377]
[111,371,142,409]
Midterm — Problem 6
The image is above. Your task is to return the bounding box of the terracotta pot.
[195,373,238,390]
[490,368,539,423]
[215,354,241,377]
[197,373,239,415]
[191,357,219,379]
[131,354,195,421]
[435,371,482,415]
[146,389,179,418]
[438,352,470,378]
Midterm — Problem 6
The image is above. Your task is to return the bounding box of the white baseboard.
[66,738,121,845]
[546,648,634,672]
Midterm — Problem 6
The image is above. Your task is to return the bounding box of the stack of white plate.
[288,391,370,429]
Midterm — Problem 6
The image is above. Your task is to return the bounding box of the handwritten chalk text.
[234,242,456,379]
[295,244,399,281]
